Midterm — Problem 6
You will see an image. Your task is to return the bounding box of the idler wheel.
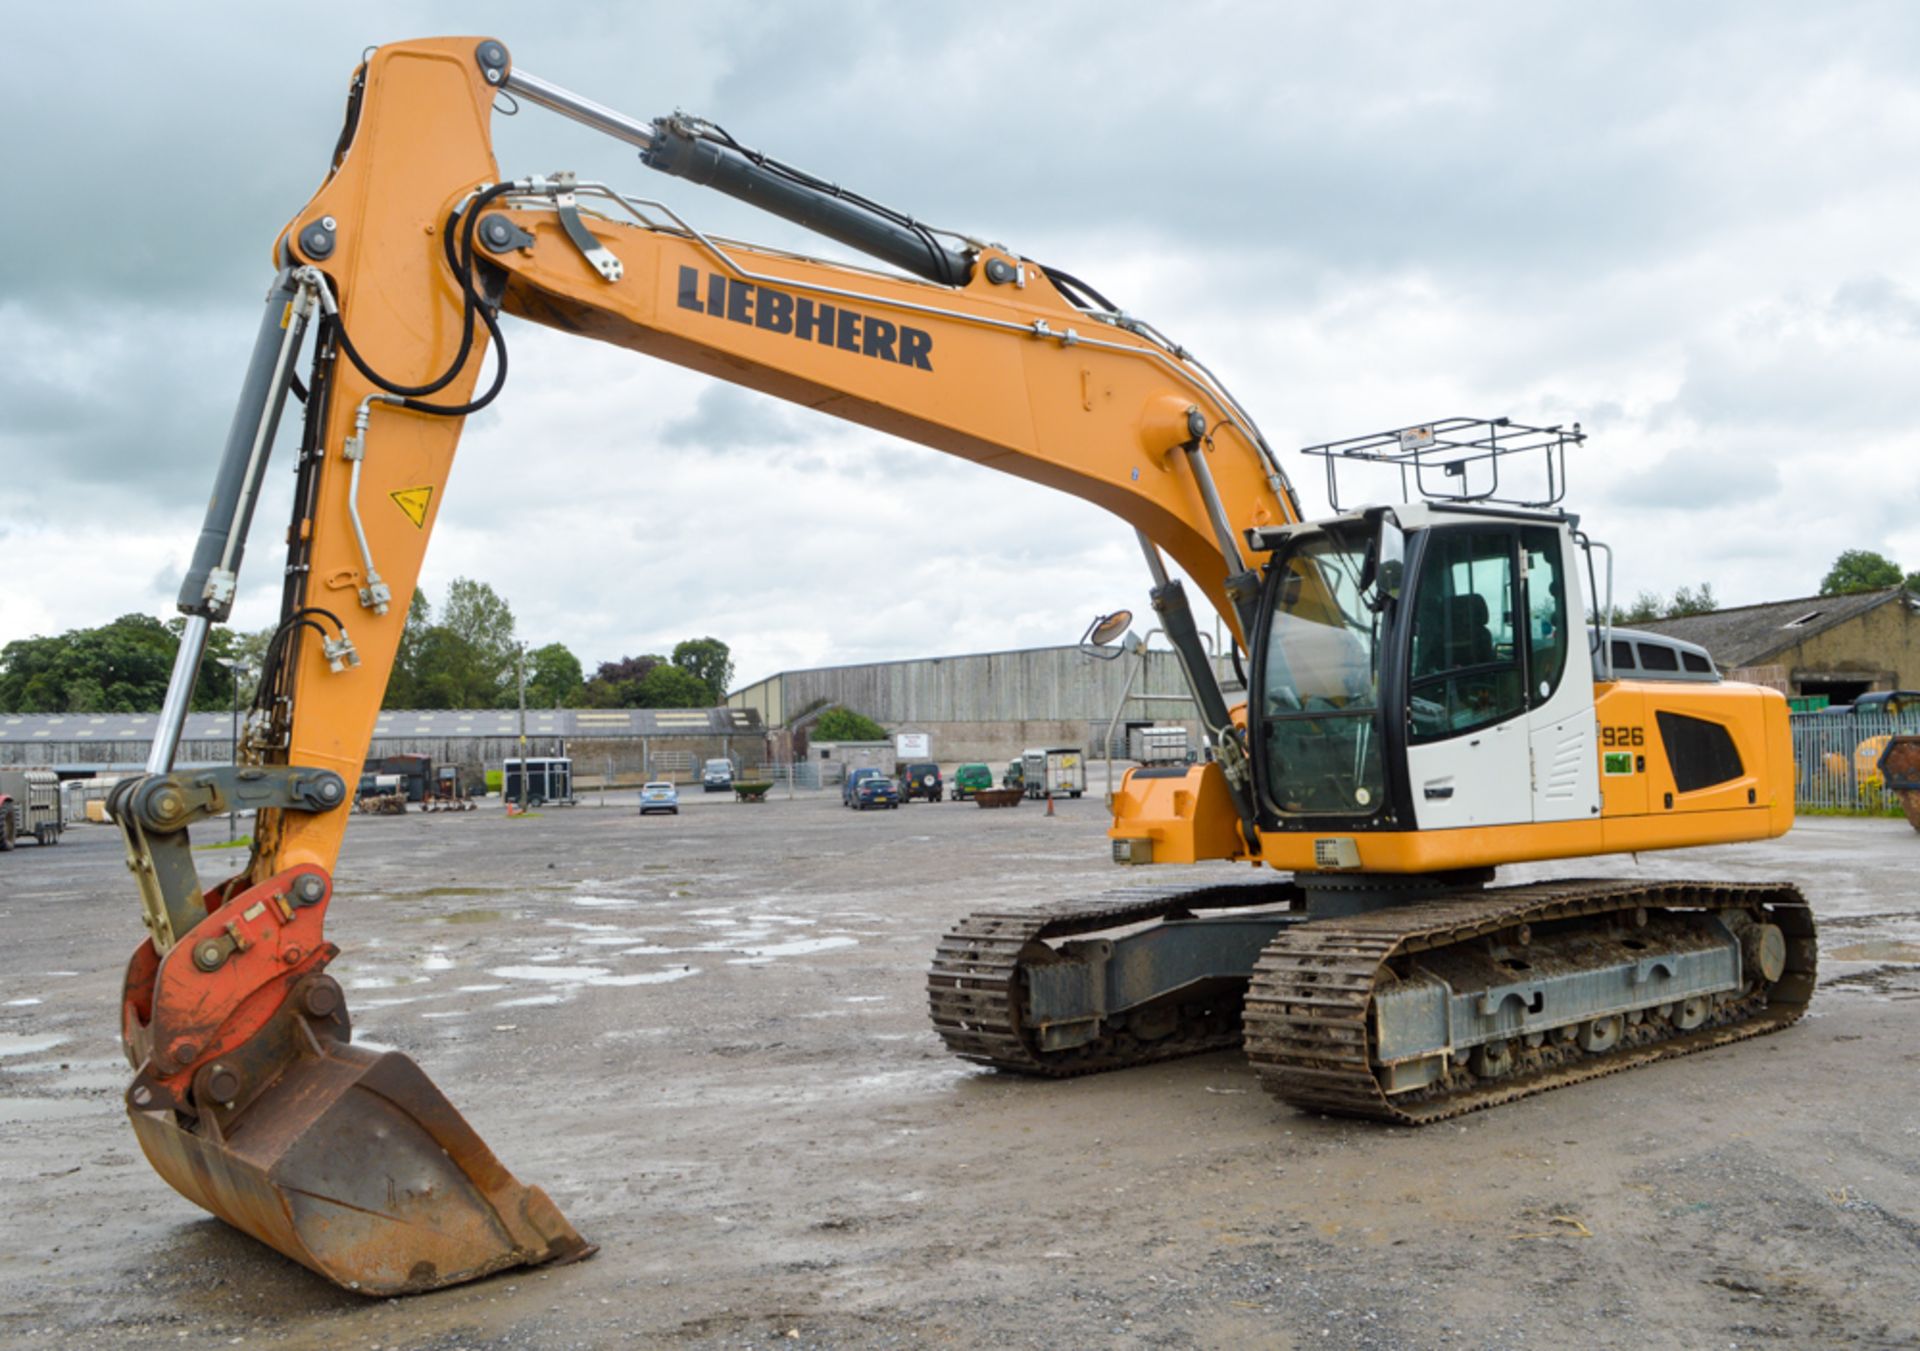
[1577,1015,1623,1054]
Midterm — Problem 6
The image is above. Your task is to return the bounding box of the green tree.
[633,663,711,708]
[1617,591,1664,624]
[0,614,183,713]
[393,578,520,709]
[581,654,662,707]
[383,590,434,709]
[1907,569,1920,593]
[526,642,585,707]
[672,637,734,704]
[1666,582,1718,617]
[812,707,889,741]
[442,578,517,693]
[1820,549,1903,596]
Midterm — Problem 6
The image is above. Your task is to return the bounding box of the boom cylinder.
[640,118,974,287]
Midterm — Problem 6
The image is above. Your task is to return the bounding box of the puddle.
[5,998,42,1007]
[1829,940,1920,963]
[0,1034,66,1058]
[437,909,503,925]
[589,968,699,987]
[490,965,612,983]
[731,937,859,960]
[9,1059,125,1091]
[0,1098,102,1124]
[570,896,640,910]
[497,994,565,1008]
[421,952,456,972]
[458,984,507,993]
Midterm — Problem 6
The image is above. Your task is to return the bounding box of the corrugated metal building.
[0,706,764,787]
[727,643,1228,764]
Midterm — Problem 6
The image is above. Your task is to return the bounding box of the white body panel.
[1408,718,1533,828]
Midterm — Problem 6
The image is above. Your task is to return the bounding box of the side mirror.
[1087,610,1133,646]
[1360,510,1406,609]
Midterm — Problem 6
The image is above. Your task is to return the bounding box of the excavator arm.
[111,36,1298,1296]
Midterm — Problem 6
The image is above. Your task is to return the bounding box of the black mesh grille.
[1656,711,1744,793]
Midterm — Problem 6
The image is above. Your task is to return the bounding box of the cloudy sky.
[3,3,1917,689]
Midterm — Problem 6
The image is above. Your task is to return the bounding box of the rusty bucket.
[128,1039,592,1295]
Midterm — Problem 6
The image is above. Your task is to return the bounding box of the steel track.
[926,880,1301,1076]
[1242,878,1816,1123]
[928,876,1816,1123]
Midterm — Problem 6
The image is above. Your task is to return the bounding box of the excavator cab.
[1248,497,1598,842]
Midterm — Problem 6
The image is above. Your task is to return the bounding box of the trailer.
[0,769,64,849]
[1127,725,1191,765]
[503,757,576,807]
[1019,747,1085,800]
[364,752,433,803]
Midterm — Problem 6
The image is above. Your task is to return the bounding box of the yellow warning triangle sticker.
[390,486,433,528]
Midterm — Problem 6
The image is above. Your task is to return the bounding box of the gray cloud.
[6,2,1920,681]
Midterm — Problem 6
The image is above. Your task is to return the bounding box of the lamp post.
[515,644,529,814]
[216,656,254,841]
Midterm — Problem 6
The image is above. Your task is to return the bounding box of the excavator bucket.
[127,1040,592,1295]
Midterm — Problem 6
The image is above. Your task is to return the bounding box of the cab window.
[1521,525,1568,706]
[1408,529,1523,742]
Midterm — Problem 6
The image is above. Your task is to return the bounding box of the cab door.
[1519,524,1600,823]
[1404,527,1533,829]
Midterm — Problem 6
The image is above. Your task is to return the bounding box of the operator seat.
[1445,595,1496,668]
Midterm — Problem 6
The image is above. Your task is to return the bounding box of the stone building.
[1638,586,1920,703]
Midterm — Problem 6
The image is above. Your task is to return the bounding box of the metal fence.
[1789,710,1917,812]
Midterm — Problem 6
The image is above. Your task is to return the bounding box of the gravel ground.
[0,791,1916,1349]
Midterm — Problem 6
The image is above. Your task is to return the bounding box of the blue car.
[853,776,900,810]
[638,781,680,815]
[842,767,884,807]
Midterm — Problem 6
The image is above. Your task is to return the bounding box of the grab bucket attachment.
[128,1037,593,1295]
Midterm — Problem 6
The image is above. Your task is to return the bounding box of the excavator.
[112,36,1816,1299]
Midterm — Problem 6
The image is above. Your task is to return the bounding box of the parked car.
[638,781,680,815]
[842,767,884,807]
[897,761,942,803]
[950,763,995,801]
[702,758,735,793]
[853,775,900,810]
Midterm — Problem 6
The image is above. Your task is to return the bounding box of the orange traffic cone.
[1045,793,1055,817]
